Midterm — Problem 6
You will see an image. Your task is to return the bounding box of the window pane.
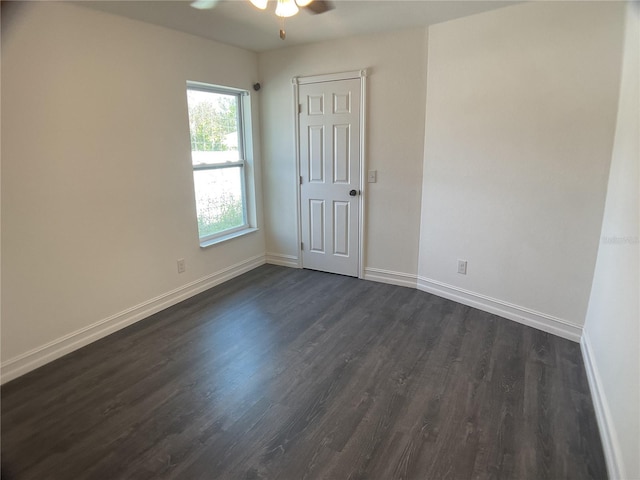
[187,89,240,166]
[193,167,245,238]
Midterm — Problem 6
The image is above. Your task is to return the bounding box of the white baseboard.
[416,276,582,342]
[2,257,584,383]
[265,252,300,268]
[360,268,580,341]
[581,333,624,480]
[0,254,266,384]
[363,267,418,288]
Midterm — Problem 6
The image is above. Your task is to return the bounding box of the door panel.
[308,126,324,182]
[333,92,351,114]
[308,94,324,115]
[299,78,360,277]
[333,124,350,184]
[309,199,325,253]
[333,201,350,256]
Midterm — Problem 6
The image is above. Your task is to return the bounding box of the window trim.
[199,227,259,249]
[187,82,255,246]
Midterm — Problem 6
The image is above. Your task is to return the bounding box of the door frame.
[292,69,368,278]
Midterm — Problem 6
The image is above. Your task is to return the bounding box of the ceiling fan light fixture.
[275,0,299,18]
[190,0,219,9]
[295,0,314,6]
[249,0,268,9]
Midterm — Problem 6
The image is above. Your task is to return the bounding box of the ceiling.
[81,0,518,52]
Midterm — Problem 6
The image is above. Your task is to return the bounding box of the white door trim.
[293,69,368,278]
[295,69,368,85]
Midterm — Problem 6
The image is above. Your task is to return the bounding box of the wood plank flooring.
[1,265,606,479]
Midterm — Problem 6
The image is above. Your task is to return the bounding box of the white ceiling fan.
[190,0,335,39]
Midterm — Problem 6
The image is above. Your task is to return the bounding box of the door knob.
[349,189,358,197]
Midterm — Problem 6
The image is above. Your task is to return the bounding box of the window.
[186,83,254,245]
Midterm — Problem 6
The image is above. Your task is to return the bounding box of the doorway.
[294,70,366,277]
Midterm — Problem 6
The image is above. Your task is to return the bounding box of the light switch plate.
[457,260,467,275]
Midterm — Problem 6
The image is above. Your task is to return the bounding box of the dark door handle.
[349,189,358,197]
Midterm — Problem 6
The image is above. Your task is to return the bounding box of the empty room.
[1,0,638,478]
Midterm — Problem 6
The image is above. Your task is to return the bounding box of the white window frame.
[187,81,257,247]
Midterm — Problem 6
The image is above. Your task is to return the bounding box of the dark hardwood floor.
[1,265,606,479]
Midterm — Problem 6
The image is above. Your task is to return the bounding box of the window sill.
[199,227,259,249]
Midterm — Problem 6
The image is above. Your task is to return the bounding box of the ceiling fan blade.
[190,0,220,10]
[303,0,334,15]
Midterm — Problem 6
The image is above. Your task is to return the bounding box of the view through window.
[186,85,248,242]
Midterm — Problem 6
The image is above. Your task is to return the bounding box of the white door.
[299,78,361,277]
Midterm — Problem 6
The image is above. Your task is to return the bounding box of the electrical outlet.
[457,259,467,275]
[177,258,186,274]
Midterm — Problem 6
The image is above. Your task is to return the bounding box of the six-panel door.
[299,78,361,277]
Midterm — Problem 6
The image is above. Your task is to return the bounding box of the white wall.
[258,28,428,277]
[417,2,625,340]
[1,2,265,381]
[582,3,639,479]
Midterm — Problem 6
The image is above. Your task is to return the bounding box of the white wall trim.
[581,332,624,480]
[0,254,266,384]
[358,71,368,280]
[416,276,582,342]
[363,267,418,288]
[361,269,581,342]
[292,77,304,270]
[265,252,300,268]
[292,69,368,85]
